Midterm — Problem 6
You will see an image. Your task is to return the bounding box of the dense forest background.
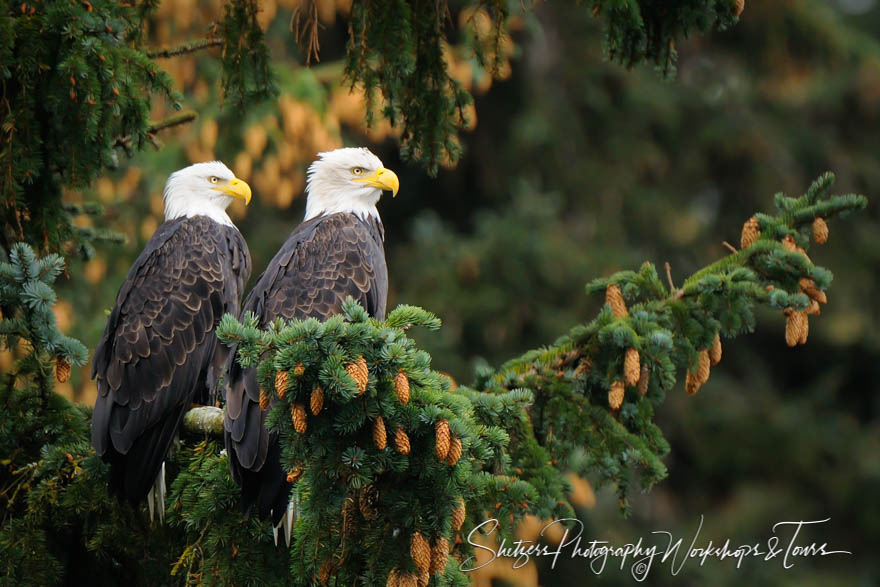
[5,0,879,584]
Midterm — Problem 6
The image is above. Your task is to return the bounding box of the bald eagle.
[224,147,398,542]
[91,161,252,521]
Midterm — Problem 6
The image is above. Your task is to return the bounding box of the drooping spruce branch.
[0,174,867,585]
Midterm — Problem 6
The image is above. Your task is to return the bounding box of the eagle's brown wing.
[91,216,250,502]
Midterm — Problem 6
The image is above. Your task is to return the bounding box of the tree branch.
[149,110,198,134]
[147,39,223,59]
[182,406,224,437]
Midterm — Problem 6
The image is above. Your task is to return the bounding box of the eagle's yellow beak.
[358,167,400,197]
[213,177,252,205]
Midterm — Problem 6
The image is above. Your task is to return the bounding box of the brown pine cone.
[709,333,722,366]
[446,437,462,466]
[397,574,418,587]
[317,560,332,586]
[359,484,379,520]
[346,355,369,395]
[411,531,431,574]
[417,571,430,587]
[799,278,827,304]
[806,299,821,315]
[286,467,302,483]
[623,347,640,386]
[310,385,324,415]
[451,498,466,531]
[784,309,809,347]
[373,416,387,450]
[430,537,450,575]
[685,371,701,395]
[608,380,625,410]
[394,427,410,455]
[741,216,760,248]
[697,350,711,384]
[259,388,270,411]
[394,369,410,404]
[435,419,450,460]
[275,370,289,399]
[605,283,628,318]
[637,364,650,396]
[386,569,400,587]
[813,217,828,244]
[293,362,305,377]
[574,357,592,377]
[55,357,71,383]
[291,403,307,434]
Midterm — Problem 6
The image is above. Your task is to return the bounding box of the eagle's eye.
[209,176,220,184]
[352,167,365,176]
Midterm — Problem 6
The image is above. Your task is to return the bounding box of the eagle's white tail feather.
[147,461,166,524]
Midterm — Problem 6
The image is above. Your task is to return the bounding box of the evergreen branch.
[146,38,223,59]
[148,110,199,134]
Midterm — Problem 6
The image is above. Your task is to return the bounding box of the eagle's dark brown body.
[224,211,387,523]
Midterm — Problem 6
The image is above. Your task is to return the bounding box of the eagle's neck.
[164,196,235,227]
[303,193,380,223]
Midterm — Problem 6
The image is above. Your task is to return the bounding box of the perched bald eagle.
[224,147,398,542]
[91,162,252,521]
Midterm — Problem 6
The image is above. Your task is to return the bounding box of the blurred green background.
[26,0,880,584]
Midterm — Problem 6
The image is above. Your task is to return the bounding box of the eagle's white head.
[304,147,400,222]
[163,161,252,227]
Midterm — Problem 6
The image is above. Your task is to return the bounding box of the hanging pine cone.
[394,427,410,455]
[411,531,431,574]
[740,216,760,248]
[637,364,650,395]
[451,498,466,531]
[605,283,628,318]
[394,369,410,404]
[259,388,270,411]
[734,0,745,17]
[813,217,829,244]
[310,385,324,415]
[435,419,450,460]
[293,362,305,377]
[417,571,430,587]
[697,350,711,385]
[806,299,821,315]
[799,278,827,304]
[275,370,289,399]
[685,371,701,395]
[709,333,722,366]
[386,569,400,587]
[784,309,809,346]
[623,347,640,386]
[446,437,462,466]
[318,560,333,585]
[291,403,307,434]
[782,235,811,263]
[430,537,450,575]
[359,484,379,520]
[574,357,592,376]
[373,416,387,450]
[346,355,369,395]
[55,356,71,383]
[286,467,302,483]
[397,574,418,587]
[608,380,625,410]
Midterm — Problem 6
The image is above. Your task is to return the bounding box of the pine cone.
[637,364,650,396]
[784,309,809,347]
[734,0,745,17]
[430,537,450,575]
[709,333,722,366]
[373,416,387,450]
[813,217,829,244]
[55,357,71,383]
[623,347,640,386]
[286,467,302,483]
[359,484,379,520]
[394,427,410,455]
[685,371,701,395]
[386,569,400,587]
[608,380,625,410]
[782,235,811,263]
[740,216,760,248]
[275,370,289,399]
[417,571,430,587]
[446,437,462,466]
[435,419,451,460]
[346,355,369,395]
[451,498,466,531]
[394,369,410,404]
[259,388,270,411]
[806,299,821,315]
[574,358,592,377]
[411,531,431,574]
[397,574,418,587]
[318,560,332,586]
[605,283,628,318]
[697,350,711,384]
[799,278,827,304]
[291,403,307,434]
[311,385,324,415]
[293,362,305,377]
